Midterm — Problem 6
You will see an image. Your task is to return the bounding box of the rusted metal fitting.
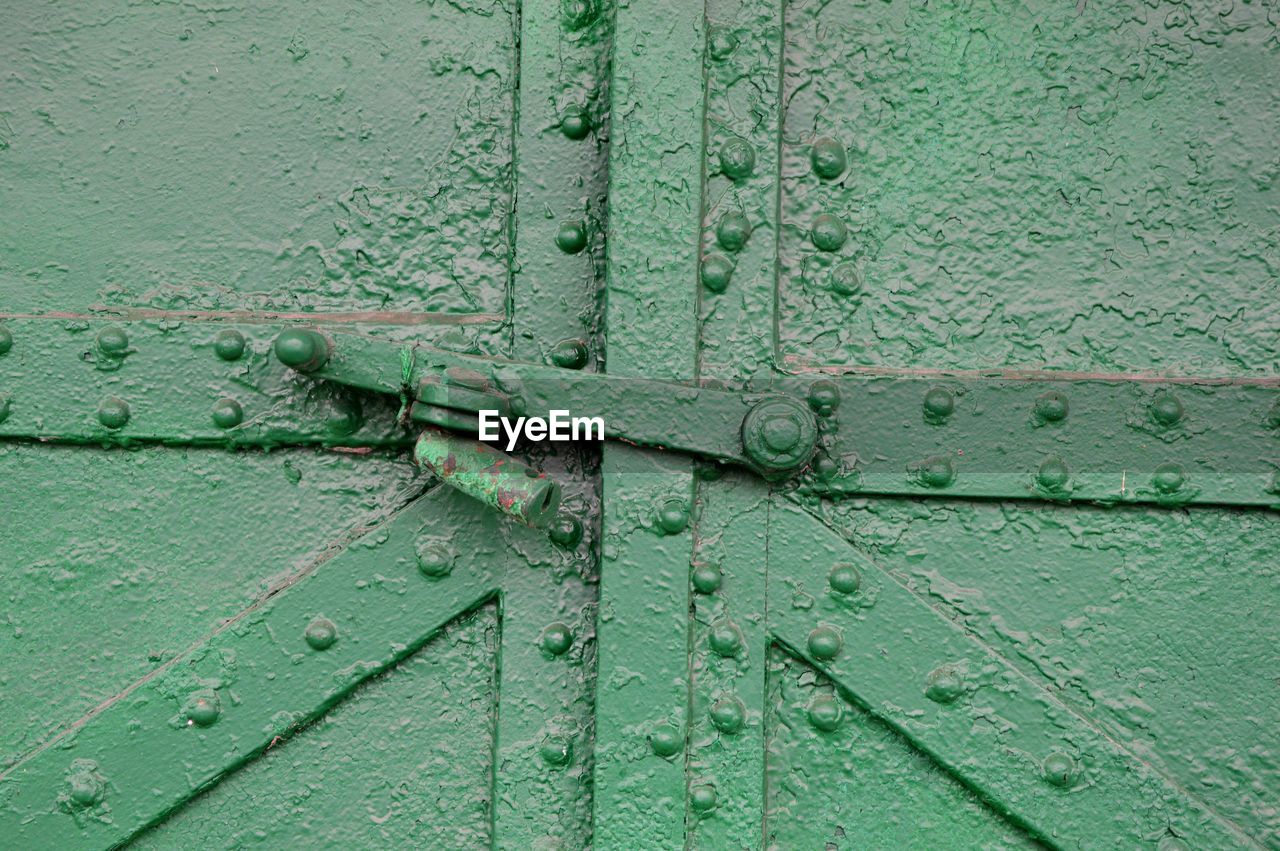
[413,425,561,527]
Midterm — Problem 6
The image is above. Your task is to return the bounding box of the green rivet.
[1036,456,1070,492]
[810,213,847,252]
[555,220,588,254]
[274,328,330,372]
[97,397,130,430]
[213,329,247,361]
[828,564,860,595]
[807,625,842,661]
[186,692,221,727]
[656,498,690,535]
[830,262,862,296]
[1034,390,1069,423]
[1150,391,1184,427]
[211,398,243,429]
[649,724,683,758]
[807,380,840,417]
[416,541,454,578]
[760,416,801,452]
[741,397,819,476]
[540,734,573,766]
[709,697,746,734]
[690,784,718,815]
[1266,400,1280,430]
[96,325,129,357]
[325,395,364,437]
[922,387,954,422]
[304,617,338,650]
[707,26,738,60]
[716,213,753,252]
[1042,751,1076,787]
[550,338,589,370]
[1153,463,1185,494]
[915,455,956,488]
[560,0,597,30]
[540,622,574,657]
[718,137,755,181]
[708,620,743,658]
[813,455,839,481]
[807,695,843,732]
[0,325,12,355]
[691,563,722,594]
[810,136,848,180]
[701,253,734,293]
[67,768,104,809]
[559,105,591,140]
[925,666,964,704]
[548,513,583,549]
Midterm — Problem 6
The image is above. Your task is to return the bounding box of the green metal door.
[2,0,1277,849]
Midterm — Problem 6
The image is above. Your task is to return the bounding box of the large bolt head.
[741,397,818,477]
[274,329,330,372]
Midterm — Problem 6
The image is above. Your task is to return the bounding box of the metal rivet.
[828,564,860,595]
[213,329,247,361]
[922,387,954,423]
[810,137,848,180]
[548,513,583,549]
[649,724,683,758]
[555,220,588,254]
[185,691,221,727]
[830,262,862,297]
[1150,391,1184,427]
[325,395,364,437]
[925,665,964,704]
[1042,751,1076,787]
[540,623,574,657]
[692,563,722,594]
[540,734,573,766]
[707,26,738,60]
[550,338,589,370]
[807,695,842,732]
[96,325,129,357]
[715,213,752,252]
[807,380,840,417]
[304,617,338,651]
[1034,391,1069,423]
[741,397,819,475]
[97,397,130,430]
[211,398,243,429]
[708,620,743,657]
[274,328,330,372]
[1153,463,1185,494]
[810,213,847,252]
[807,626,842,661]
[656,499,690,535]
[913,455,956,488]
[0,325,12,355]
[416,541,454,578]
[689,784,718,815]
[559,105,591,140]
[709,696,746,734]
[718,137,755,181]
[701,253,734,293]
[65,761,105,809]
[1036,456,1070,492]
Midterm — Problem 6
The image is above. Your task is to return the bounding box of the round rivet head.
[830,263,862,297]
[305,617,338,651]
[274,328,330,372]
[807,380,840,417]
[66,764,105,809]
[922,387,954,423]
[211,398,243,429]
[0,325,12,355]
[807,695,843,732]
[96,325,129,357]
[97,396,130,430]
[185,691,221,727]
[709,620,743,657]
[813,455,839,481]
[1042,751,1076,788]
[656,499,690,535]
[810,214,848,252]
[716,213,752,252]
[556,220,589,254]
[925,666,964,704]
[416,541,454,578]
[1034,391,1069,423]
[559,104,591,140]
[914,455,956,489]
[213,329,247,361]
[810,137,848,180]
[690,784,718,815]
[550,338,589,370]
[692,563,722,594]
[1036,456,1070,492]
[807,626,842,661]
[828,564,861,595]
[548,513,583,549]
[741,397,819,477]
[1150,391,1184,427]
[649,724,683,758]
[708,26,738,60]
[709,696,746,734]
[1153,463,1185,494]
[701,253,734,293]
[718,137,755,181]
[540,734,573,766]
[540,622,574,657]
